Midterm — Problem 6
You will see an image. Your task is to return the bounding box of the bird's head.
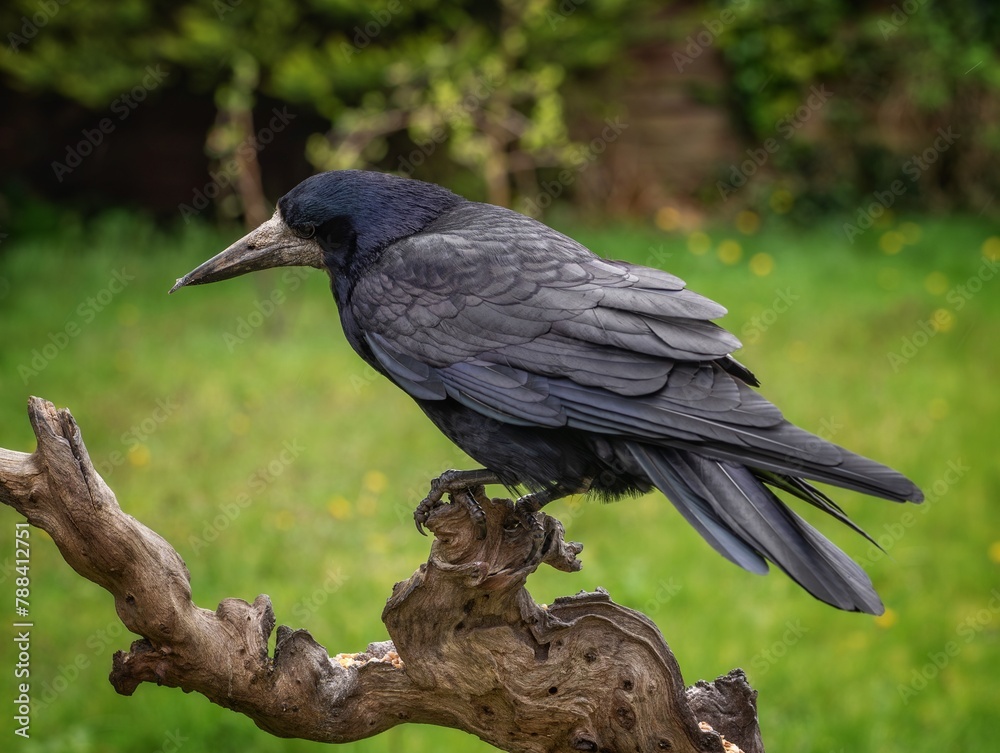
[170,170,461,293]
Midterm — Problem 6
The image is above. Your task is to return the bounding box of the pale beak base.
[170,211,324,293]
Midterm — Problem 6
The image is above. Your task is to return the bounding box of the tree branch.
[0,397,764,753]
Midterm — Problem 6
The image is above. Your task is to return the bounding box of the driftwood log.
[0,397,764,753]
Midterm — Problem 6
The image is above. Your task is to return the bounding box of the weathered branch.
[0,397,763,753]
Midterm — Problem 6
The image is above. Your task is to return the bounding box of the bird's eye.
[293,223,316,239]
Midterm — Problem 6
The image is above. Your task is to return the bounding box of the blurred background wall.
[1,0,998,229]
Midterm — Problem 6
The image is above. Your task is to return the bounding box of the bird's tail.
[625,440,920,614]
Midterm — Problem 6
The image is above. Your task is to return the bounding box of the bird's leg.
[415,470,591,558]
[414,468,501,539]
[513,477,592,564]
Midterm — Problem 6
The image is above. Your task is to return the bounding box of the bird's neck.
[351,187,463,259]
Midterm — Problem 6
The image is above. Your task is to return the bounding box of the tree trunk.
[0,397,764,753]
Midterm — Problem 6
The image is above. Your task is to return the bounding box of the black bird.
[172,170,923,615]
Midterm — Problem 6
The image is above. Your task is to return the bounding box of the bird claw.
[413,491,442,536]
[413,489,488,540]
[414,469,496,539]
[511,500,546,565]
[462,488,489,540]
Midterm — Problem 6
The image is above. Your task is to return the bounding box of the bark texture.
[0,397,764,753]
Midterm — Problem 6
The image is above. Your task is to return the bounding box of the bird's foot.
[509,479,592,564]
[414,469,501,539]
[510,497,546,564]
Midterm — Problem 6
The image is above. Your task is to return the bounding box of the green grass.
[0,210,997,752]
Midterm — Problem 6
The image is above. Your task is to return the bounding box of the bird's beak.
[170,211,324,293]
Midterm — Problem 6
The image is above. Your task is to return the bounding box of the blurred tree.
[1,0,644,214]
[3,0,997,219]
[713,0,1000,217]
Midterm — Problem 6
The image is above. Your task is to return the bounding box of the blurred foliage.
[0,0,647,206]
[713,0,1000,217]
[2,0,998,215]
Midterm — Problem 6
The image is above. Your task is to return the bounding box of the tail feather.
[685,421,924,504]
[752,470,881,548]
[627,442,887,614]
[628,444,768,574]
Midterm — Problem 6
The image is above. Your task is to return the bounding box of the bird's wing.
[350,208,745,396]
[350,212,918,503]
[351,213,795,444]
[349,211,919,614]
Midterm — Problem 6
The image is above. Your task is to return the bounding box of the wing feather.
[350,202,920,509]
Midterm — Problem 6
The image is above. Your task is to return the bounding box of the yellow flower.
[923,272,948,296]
[327,496,352,520]
[736,210,760,235]
[879,231,905,255]
[988,541,1000,564]
[874,608,898,629]
[982,236,1000,261]
[362,470,388,494]
[127,444,151,468]
[749,252,774,277]
[655,206,681,232]
[717,239,742,265]
[687,231,711,255]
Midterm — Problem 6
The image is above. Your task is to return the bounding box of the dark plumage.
[172,170,923,615]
